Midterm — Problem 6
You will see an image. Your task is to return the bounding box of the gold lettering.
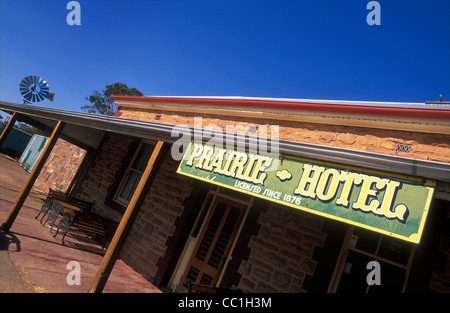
[238,153,257,180]
[186,143,203,167]
[316,169,341,201]
[208,148,226,172]
[219,151,237,175]
[195,145,214,170]
[293,164,325,199]
[376,180,408,221]
[248,156,272,185]
[352,175,386,213]
[336,172,362,207]
[227,152,248,178]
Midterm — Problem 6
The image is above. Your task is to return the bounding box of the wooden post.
[1,121,66,232]
[0,112,18,148]
[88,141,168,293]
[327,225,354,293]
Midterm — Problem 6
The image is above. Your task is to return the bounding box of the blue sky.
[1,0,449,113]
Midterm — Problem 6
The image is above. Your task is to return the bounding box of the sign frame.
[177,142,435,243]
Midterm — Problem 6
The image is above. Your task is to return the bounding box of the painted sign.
[177,142,435,243]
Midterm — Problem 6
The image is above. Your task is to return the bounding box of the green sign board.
[177,142,435,243]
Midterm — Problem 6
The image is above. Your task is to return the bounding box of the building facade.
[35,96,450,292]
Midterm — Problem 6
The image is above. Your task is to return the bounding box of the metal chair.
[42,201,64,233]
[35,191,53,223]
[53,212,74,245]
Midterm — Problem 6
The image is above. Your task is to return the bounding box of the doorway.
[170,187,252,291]
[328,226,416,293]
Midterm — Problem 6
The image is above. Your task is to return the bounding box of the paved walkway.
[0,154,162,293]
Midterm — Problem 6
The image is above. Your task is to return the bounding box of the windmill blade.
[22,91,32,101]
[24,76,33,86]
[40,84,49,93]
[20,79,32,96]
[20,87,29,95]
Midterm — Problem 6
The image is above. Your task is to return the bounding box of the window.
[113,140,155,206]
[329,226,416,293]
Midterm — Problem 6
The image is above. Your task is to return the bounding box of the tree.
[82,82,143,115]
[16,122,50,137]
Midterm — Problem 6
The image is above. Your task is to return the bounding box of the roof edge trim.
[112,95,450,120]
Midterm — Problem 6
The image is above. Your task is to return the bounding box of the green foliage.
[82,82,143,115]
[15,123,50,136]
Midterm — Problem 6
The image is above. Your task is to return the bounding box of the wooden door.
[181,196,246,288]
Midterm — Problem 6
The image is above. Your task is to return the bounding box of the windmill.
[19,75,55,104]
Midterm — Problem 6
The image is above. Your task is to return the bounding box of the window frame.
[113,139,157,206]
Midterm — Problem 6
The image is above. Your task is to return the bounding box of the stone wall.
[72,132,135,221]
[117,107,450,163]
[118,156,193,281]
[236,203,326,293]
[71,132,194,282]
[34,139,86,194]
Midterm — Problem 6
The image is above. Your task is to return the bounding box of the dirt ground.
[0,154,44,292]
[0,154,46,206]
[0,153,161,293]
[0,232,42,293]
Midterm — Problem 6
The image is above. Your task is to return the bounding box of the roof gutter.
[1,100,449,182]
